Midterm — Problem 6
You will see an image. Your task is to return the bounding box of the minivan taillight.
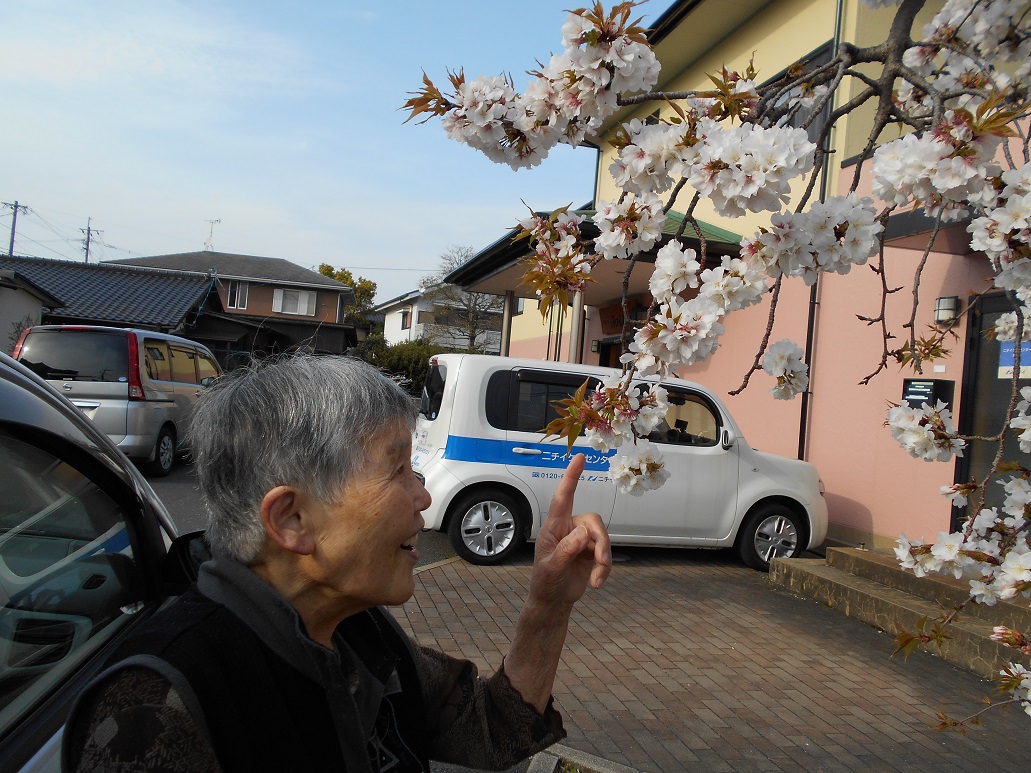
[11,328,30,359]
[127,333,146,400]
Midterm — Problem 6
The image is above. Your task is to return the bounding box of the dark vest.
[93,588,429,772]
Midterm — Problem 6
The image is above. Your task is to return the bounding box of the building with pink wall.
[444,0,1023,552]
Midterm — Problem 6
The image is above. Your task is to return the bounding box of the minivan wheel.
[448,489,526,566]
[147,427,176,477]
[737,503,803,571]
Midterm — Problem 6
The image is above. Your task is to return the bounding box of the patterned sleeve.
[413,645,566,770]
[63,666,222,773]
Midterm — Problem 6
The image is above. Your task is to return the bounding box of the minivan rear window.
[17,331,128,383]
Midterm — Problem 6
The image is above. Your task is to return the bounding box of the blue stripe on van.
[443,435,614,471]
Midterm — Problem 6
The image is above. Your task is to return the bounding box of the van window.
[649,387,720,446]
[17,330,128,383]
[505,370,600,434]
[196,355,219,384]
[144,339,171,382]
[170,347,198,384]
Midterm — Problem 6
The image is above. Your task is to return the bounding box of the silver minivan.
[12,325,221,476]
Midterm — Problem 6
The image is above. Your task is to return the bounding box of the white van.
[13,325,221,477]
[413,354,827,571]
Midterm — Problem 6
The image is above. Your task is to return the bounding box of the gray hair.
[188,355,418,563]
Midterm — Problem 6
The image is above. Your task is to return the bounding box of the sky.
[1,0,664,304]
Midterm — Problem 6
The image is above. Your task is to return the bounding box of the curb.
[529,744,641,773]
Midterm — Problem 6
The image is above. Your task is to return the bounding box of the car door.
[168,345,200,420]
[606,385,740,542]
[0,429,156,772]
[502,369,617,525]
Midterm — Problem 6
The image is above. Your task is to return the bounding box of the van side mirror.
[721,428,736,450]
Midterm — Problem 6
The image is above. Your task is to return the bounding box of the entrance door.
[956,292,1031,528]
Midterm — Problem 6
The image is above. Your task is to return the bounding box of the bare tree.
[419,246,504,353]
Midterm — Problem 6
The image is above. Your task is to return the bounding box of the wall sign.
[902,378,955,409]
[999,342,1031,379]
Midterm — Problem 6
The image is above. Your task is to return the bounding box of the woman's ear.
[261,486,317,555]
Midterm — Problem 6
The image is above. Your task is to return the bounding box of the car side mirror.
[200,376,217,387]
[161,531,211,593]
[721,428,736,450]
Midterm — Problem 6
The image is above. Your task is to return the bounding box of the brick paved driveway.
[398,547,1026,772]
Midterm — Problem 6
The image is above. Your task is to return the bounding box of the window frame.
[272,288,318,317]
[226,280,249,310]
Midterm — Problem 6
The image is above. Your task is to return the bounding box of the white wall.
[0,289,42,355]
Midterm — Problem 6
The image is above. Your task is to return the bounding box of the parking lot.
[401,547,1027,772]
[151,462,1027,772]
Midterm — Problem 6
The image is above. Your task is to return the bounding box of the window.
[273,288,317,317]
[649,388,720,446]
[485,370,600,433]
[416,309,434,325]
[143,339,171,382]
[226,280,249,310]
[17,330,128,383]
[400,310,411,330]
[0,431,144,737]
[196,355,219,384]
[170,347,198,384]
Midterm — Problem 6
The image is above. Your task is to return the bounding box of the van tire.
[147,427,176,478]
[448,489,526,566]
[737,503,803,571]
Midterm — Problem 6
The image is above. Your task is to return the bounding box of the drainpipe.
[797,0,846,462]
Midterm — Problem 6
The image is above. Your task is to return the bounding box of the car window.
[196,353,219,384]
[650,388,720,446]
[0,430,146,738]
[169,347,198,384]
[144,339,172,382]
[510,373,599,434]
[17,331,128,383]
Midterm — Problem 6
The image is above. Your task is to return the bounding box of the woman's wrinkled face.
[306,420,431,613]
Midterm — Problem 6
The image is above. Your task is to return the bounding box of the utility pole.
[81,218,102,263]
[3,200,29,256]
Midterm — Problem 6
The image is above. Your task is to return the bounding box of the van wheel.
[448,489,526,566]
[737,503,803,571]
[147,427,176,477]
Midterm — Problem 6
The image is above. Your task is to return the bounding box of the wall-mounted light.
[591,339,599,353]
[934,296,960,325]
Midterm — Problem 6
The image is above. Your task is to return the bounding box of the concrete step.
[825,547,1031,633]
[770,550,1031,681]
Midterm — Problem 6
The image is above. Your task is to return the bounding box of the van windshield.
[420,361,446,420]
[18,331,129,382]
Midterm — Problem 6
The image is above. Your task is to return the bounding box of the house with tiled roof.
[109,251,361,364]
[0,255,213,354]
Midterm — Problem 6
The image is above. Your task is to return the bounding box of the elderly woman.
[63,355,610,773]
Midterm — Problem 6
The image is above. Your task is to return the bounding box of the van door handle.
[512,448,542,455]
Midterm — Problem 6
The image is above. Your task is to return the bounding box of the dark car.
[0,352,201,773]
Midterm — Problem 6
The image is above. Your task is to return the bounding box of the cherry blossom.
[761,339,809,400]
[886,400,966,463]
[609,439,670,495]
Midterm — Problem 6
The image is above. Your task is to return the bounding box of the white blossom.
[608,440,670,496]
[762,339,809,400]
